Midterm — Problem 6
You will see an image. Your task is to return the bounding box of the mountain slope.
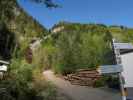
[0,0,48,59]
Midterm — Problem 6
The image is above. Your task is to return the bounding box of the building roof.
[120,49,133,55]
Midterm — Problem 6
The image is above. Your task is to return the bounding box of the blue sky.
[18,0,133,29]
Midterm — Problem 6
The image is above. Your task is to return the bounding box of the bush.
[0,57,57,100]
[10,58,33,82]
[33,42,57,71]
[93,76,107,87]
[0,76,37,100]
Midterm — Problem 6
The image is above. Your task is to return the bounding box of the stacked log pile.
[64,69,101,86]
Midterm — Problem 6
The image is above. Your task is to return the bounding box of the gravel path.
[43,70,121,100]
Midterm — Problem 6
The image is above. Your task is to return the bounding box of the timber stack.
[64,69,101,86]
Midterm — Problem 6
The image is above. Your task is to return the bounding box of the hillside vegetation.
[109,25,133,43]
[0,1,58,100]
[0,0,48,60]
[42,22,133,75]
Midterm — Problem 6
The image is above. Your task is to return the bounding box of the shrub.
[1,57,57,100]
[10,58,33,82]
[32,42,57,71]
[0,75,37,100]
[93,76,107,87]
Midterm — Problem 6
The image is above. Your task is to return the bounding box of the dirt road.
[43,70,121,100]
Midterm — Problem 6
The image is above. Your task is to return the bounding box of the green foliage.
[0,56,57,100]
[14,9,48,38]
[53,32,80,74]
[0,1,59,100]
[10,59,33,82]
[50,22,133,75]
[51,23,114,74]
[0,0,48,60]
[0,0,16,21]
[80,33,109,67]
[0,77,37,100]
[109,26,133,43]
[93,77,107,88]
[0,58,35,100]
[32,41,56,71]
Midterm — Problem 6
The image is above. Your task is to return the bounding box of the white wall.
[121,52,133,87]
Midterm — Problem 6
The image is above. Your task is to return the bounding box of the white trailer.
[121,50,133,100]
[113,40,133,100]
